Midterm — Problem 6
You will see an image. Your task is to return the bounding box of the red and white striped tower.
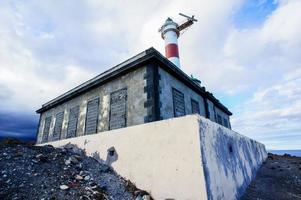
[160,18,181,68]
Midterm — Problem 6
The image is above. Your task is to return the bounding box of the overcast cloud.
[0,0,300,149]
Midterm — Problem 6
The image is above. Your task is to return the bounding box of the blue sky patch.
[233,0,278,29]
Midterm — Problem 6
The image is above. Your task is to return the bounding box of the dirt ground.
[0,143,151,200]
[242,153,301,200]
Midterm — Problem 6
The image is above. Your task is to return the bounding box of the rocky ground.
[0,143,151,200]
[242,153,301,200]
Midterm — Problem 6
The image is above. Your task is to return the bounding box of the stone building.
[36,47,232,143]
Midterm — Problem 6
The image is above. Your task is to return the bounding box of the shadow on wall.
[63,142,119,167]
[92,146,119,166]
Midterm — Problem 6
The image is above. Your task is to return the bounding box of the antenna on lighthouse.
[159,13,197,68]
[178,13,198,33]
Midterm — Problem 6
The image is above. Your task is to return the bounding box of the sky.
[0,0,300,149]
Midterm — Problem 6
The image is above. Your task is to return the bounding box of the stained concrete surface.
[242,153,301,200]
[199,118,267,200]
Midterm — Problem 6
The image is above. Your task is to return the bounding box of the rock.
[84,175,90,181]
[65,159,71,165]
[70,155,79,164]
[135,190,151,200]
[89,182,97,187]
[76,163,83,170]
[36,154,48,162]
[63,143,85,155]
[15,151,23,157]
[65,156,79,165]
[60,185,69,190]
[74,155,82,161]
[80,195,91,200]
[91,185,98,190]
[135,196,143,200]
[35,153,43,159]
[44,145,54,149]
[142,195,151,200]
[75,175,83,180]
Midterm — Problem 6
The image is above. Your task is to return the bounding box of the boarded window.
[85,98,99,134]
[172,88,186,117]
[42,116,52,143]
[191,99,200,114]
[109,88,127,130]
[223,118,229,128]
[67,106,80,138]
[53,111,64,140]
[217,114,222,125]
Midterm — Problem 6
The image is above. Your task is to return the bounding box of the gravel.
[0,143,152,200]
[242,153,301,200]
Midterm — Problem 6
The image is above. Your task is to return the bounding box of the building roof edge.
[36,47,232,116]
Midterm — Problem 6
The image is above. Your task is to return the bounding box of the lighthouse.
[160,18,181,68]
[159,13,197,69]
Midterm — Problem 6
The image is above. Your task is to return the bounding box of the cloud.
[183,0,301,95]
[0,0,243,112]
[0,111,37,140]
[225,0,301,149]
[232,69,301,149]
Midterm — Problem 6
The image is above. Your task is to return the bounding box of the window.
[53,111,64,140]
[85,98,100,134]
[109,88,127,130]
[172,88,185,117]
[67,106,80,138]
[223,118,229,128]
[191,99,200,114]
[42,116,52,143]
[217,114,222,125]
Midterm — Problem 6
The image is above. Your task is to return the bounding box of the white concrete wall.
[199,117,267,199]
[43,115,208,200]
[42,115,266,200]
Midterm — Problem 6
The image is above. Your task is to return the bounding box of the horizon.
[0,0,300,150]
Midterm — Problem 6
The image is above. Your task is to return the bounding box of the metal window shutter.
[67,106,80,138]
[85,98,99,134]
[191,99,200,114]
[42,116,52,143]
[53,111,64,140]
[172,88,186,117]
[109,88,127,130]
